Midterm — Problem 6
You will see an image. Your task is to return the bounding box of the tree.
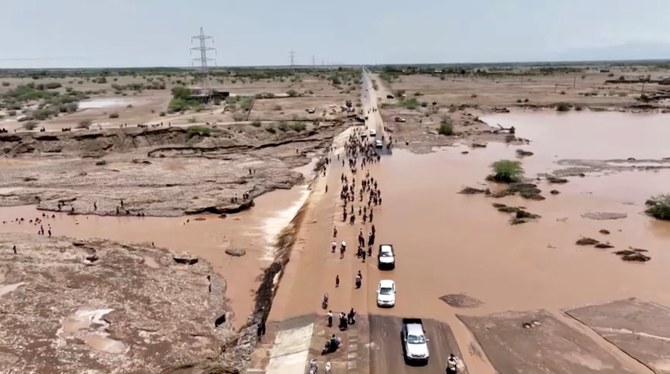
[490,160,524,183]
[171,86,192,100]
[438,118,453,135]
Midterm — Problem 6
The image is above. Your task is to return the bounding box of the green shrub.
[187,125,212,137]
[399,98,420,110]
[287,89,299,97]
[645,194,670,220]
[265,125,276,133]
[438,119,453,135]
[273,104,282,111]
[1,82,10,87]
[77,119,92,129]
[251,120,262,127]
[109,112,119,118]
[159,111,166,117]
[23,121,39,130]
[277,122,289,132]
[556,103,572,112]
[490,160,524,183]
[290,122,307,132]
[45,82,62,89]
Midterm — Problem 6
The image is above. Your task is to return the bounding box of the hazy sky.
[1,0,669,68]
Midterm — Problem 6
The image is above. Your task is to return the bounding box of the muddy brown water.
[0,185,309,329]
[354,112,670,372]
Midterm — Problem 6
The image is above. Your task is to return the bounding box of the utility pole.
[312,55,316,70]
[289,50,296,68]
[190,27,216,95]
[573,75,577,89]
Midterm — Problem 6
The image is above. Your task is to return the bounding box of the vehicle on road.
[305,107,316,114]
[374,139,383,148]
[376,280,396,307]
[378,244,395,270]
[394,116,406,122]
[387,94,395,99]
[369,129,377,137]
[402,318,429,364]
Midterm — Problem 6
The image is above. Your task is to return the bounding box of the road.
[361,68,391,155]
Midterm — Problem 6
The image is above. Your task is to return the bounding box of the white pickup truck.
[402,318,429,364]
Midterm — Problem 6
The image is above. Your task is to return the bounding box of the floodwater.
[358,112,670,371]
[0,185,309,329]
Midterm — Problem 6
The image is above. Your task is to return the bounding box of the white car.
[369,129,377,137]
[374,139,383,148]
[378,244,395,270]
[377,280,396,307]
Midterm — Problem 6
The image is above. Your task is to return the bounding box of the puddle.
[0,185,308,328]
[79,98,139,109]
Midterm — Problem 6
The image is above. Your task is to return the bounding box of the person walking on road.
[446,354,458,373]
[327,310,333,327]
[335,275,340,288]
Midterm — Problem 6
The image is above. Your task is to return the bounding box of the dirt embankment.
[0,123,347,217]
[0,233,237,373]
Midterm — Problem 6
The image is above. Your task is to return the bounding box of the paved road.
[361,68,392,156]
[369,316,466,374]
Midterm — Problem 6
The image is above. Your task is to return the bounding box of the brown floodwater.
[357,112,670,372]
[0,185,310,329]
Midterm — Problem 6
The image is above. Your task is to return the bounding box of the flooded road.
[0,185,309,329]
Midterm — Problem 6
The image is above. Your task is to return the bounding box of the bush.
[187,125,212,137]
[171,86,192,100]
[556,103,572,112]
[277,122,289,132]
[45,82,62,89]
[97,77,107,84]
[273,104,282,111]
[399,98,420,110]
[1,82,10,87]
[438,119,454,135]
[251,120,262,127]
[290,122,307,132]
[109,112,119,118]
[159,111,166,117]
[490,160,524,183]
[265,125,276,133]
[287,89,299,97]
[23,121,39,130]
[77,119,92,128]
[188,116,197,123]
[645,194,670,220]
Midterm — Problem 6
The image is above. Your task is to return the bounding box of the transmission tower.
[289,50,296,67]
[190,27,216,94]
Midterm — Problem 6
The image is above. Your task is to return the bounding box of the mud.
[566,299,670,373]
[0,233,235,373]
[459,310,636,374]
[440,294,483,309]
[0,123,346,217]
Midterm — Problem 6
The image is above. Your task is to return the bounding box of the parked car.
[378,244,395,269]
[402,318,429,364]
[394,116,406,122]
[376,280,396,307]
[374,139,383,148]
[369,129,377,137]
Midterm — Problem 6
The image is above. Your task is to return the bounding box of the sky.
[1,0,669,68]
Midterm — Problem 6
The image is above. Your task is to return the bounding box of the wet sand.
[0,185,308,329]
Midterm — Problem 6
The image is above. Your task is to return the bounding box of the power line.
[190,27,216,92]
